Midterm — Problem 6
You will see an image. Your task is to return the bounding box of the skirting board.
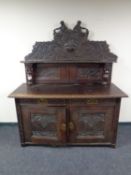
[0,122,131,126]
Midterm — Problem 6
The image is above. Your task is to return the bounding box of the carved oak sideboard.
[9,21,127,147]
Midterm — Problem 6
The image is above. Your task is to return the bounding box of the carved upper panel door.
[20,104,66,145]
[34,64,69,83]
[69,64,104,84]
[69,106,114,144]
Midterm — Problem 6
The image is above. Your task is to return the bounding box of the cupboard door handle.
[60,123,66,132]
[69,122,74,131]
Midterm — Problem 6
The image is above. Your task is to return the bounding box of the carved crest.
[24,21,117,63]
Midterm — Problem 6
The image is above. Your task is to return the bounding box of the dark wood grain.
[23,21,117,86]
[9,21,128,147]
[24,63,112,86]
[14,96,123,146]
[9,83,127,99]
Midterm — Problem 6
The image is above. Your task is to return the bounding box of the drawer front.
[18,99,66,106]
[70,99,116,106]
[18,98,116,106]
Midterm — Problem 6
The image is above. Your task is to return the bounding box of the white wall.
[0,0,131,122]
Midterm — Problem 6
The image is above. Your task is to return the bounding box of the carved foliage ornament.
[78,112,105,136]
[25,21,117,63]
[31,114,57,137]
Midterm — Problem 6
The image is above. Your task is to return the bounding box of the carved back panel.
[23,21,116,86]
[24,21,117,63]
[25,63,112,85]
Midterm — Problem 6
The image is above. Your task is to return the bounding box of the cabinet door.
[20,105,66,145]
[69,106,115,144]
[69,64,104,84]
[34,64,68,83]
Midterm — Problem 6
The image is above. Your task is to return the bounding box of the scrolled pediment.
[24,21,117,63]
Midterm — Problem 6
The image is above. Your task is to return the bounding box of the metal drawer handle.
[39,99,48,103]
[86,99,98,104]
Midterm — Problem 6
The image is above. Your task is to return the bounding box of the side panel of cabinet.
[69,105,115,145]
[16,100,66,145]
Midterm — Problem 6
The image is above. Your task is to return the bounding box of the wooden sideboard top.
[9,83,128,99]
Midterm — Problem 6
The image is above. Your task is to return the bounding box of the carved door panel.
[69,64,104,84]
[69,106,114,144]
[34,64,68,83]
[20,105,66,145]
